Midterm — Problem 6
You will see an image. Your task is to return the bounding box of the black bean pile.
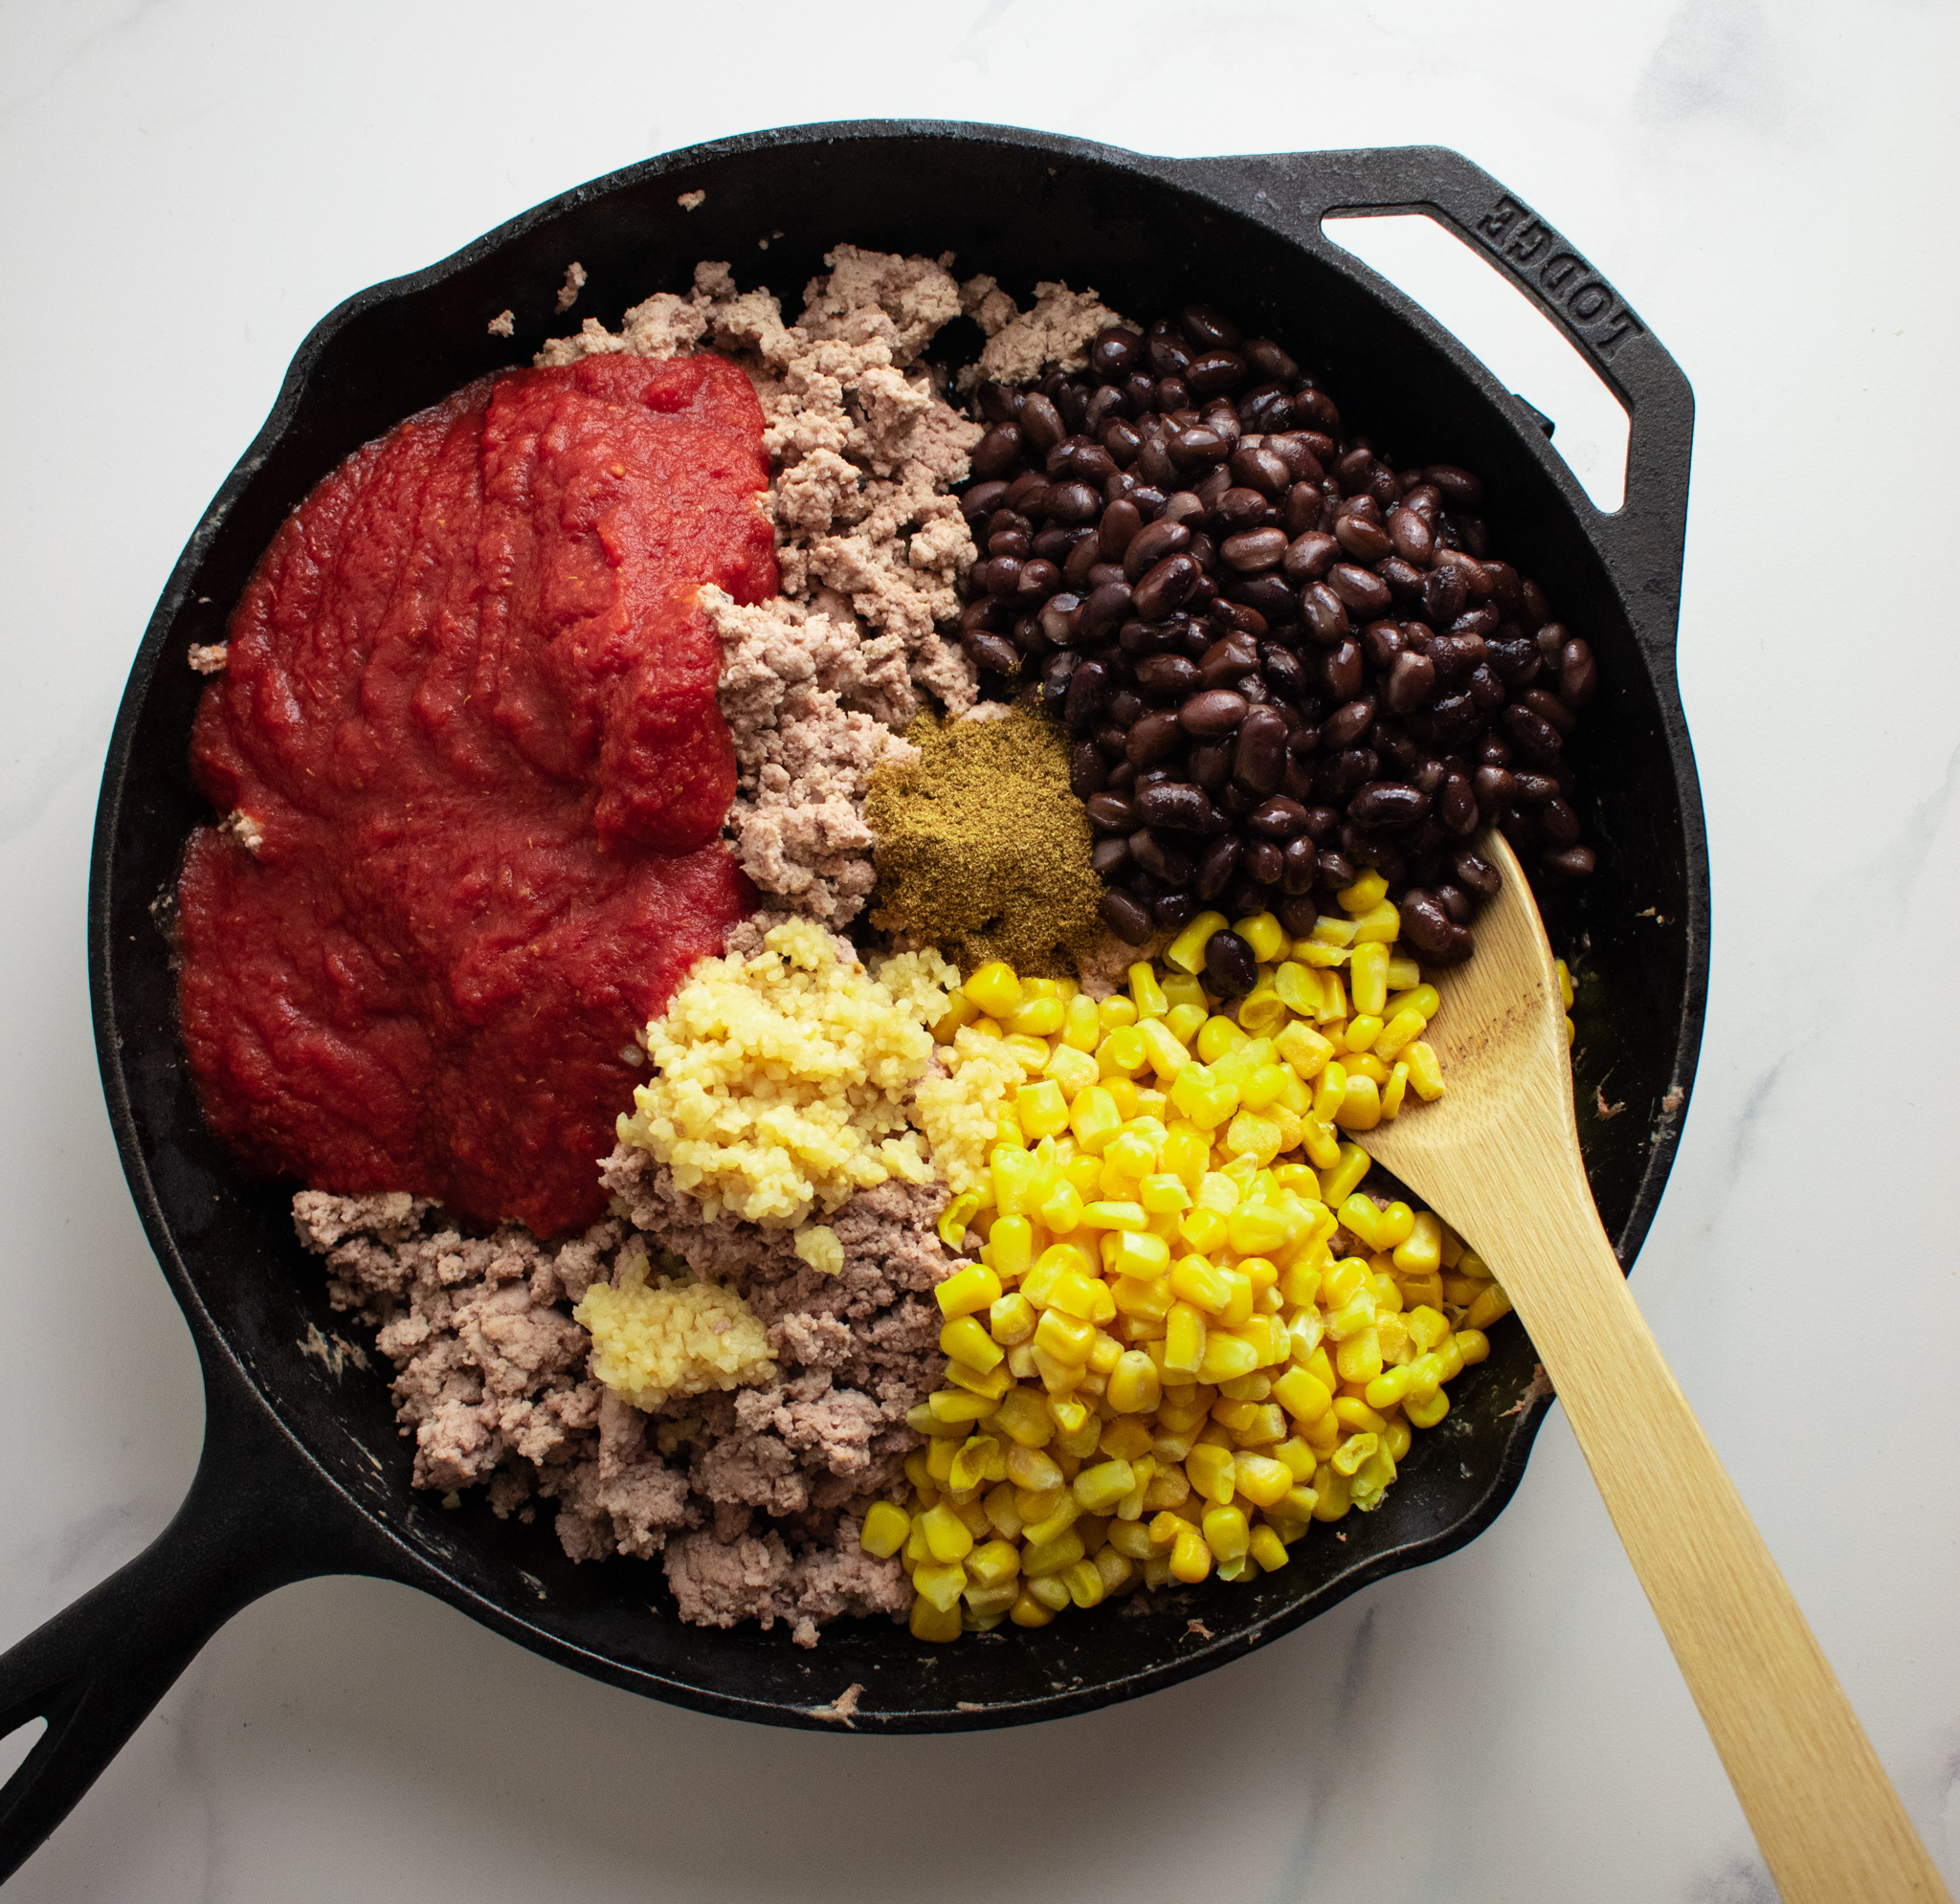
[954,304,1598,975]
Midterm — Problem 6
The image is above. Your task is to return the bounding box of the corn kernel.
[941,1315,1004,1372]
[1348,899,1401,943]
[1320,1143,1372,1206]
[1004,997,1063,1041]
[1333,1075,1382,1130]
[1008,1587,1057,1627]
[1226,1202,1289,1255]
[1013,1079,1069,1140]
[1197,1330,1261,1384]
[1556,958,1575,1009]
[1168,1522,1214,1583]
[1187,1440,1237,1505]
[1334,1326,1383,1385]
[920,1501,975,1563]
[1098,995,1139,1031]
[1201,1499,1252,1562]
[1020,1522,1087,1575]
[1405,1041,1445,1101]
[1035,1306,1097,1365]
[1163,1301,1207,1377]
[1455,1327,1491,1365]
[859,1501,911,1558]
[1073,1459,1136,1514]
[1233,1452,1296,1508]
[964,961,1024,1019]
[1124,962,1167,1020]
[1166,910,1230,975]
[910,1592,964,1641]
[1464,1283,1513,1332]
[1337,869,1389,913]
[1137,1171,1192,1216]
[1062,1084,1118,1156]
[937,1188,986,1251]
[1225,912,1282,963]
[1348,939,1391,1016]
[1373,1008,1428,1064]
[1095,1349,1158,1415]
[1133,1016,1192,1081]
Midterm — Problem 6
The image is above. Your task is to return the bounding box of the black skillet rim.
[86,120,1708,1733]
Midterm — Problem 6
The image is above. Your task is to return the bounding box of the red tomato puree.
[178,353,772,1236]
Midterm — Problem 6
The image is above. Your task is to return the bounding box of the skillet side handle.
[1200,144,1695,657]
[0,1377,372,1884]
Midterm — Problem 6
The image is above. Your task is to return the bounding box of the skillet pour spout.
[0,121,1704,1879]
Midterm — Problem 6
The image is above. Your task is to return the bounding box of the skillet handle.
[1177,144,1694,665]
[0,1376,375,1883]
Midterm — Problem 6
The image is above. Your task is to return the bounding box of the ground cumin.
[866,707,1105,976]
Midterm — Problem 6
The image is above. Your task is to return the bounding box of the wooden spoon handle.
[1486,1192,1950,1903]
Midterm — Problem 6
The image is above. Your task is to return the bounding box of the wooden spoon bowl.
[1360,833,1949,1904]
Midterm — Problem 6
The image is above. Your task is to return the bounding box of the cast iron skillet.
[0,121,1705,1879]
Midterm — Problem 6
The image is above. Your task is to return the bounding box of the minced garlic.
[620,918,956,1227]
[573,1254,775,1410]
[911,1023,1026,1197]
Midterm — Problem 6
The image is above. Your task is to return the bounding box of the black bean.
[1283,483,1326,538]
[1179,688,1249,738]
[1426,464,1484,506]
[1132,554,1200,620]
[1196,631,1258,690]
[976,382,1020,426]
[1065,658,1114,728]
[1559,637,1598,709]
[1192,833,1242,901]
[1348,781,1429,830]
[1466,664,1505,714]
[1523,686,1578,736]
[1154,377,1192,414]
[972,423,1025,479]
[1398,890,1457,957]
[1321,697,1375,751]
[1169,427,1228,470]
[1190,741,1231,790]
[1385,649,1436,715]
[1263,432,1323,483]
[1182,305,1242,350]
[1084,793,1134,833]
[1187,531,1218,574]
[1316,848,1356,890]
[964,629,1017,674]
[1334,514,1393,563]
[1244,338,1299,383]
[961,479,1010,522]
[1302,582,1351,646]
[1015,558,1061,603]
[1241,839,1281,885]
[1233,706,1288,794]
[1109,689,1145,728]
[1274,833,1314,896]
[1323,639,1365,704]
[1204,929,1258,994]
[1282,531,1340,586]
[1328,563,1392,616]
[1387,505,1434,563]
[1100,889,1155,945]
[1123,518,1190,583]
[1260,642,1308,699]
[1232,576,1299,625]
[1091,836,1131,878]
[1154,893,1197,931]
[1421,564,1467,629]
[1186,348,1248,396]
[1129,828,1195,884]
[1124,708,1184,768]
[1134,782,1225,833]
[1069,739,1107,800]
[1541,797,1581,848]
[1541,844,1597,878]
[1319,747,1379,800]
[1219,527,1288,574]
[1043,479,1099,526]
[1135,655,1201,701]
[1229,445,1291,498]
[1450,846,1499,898]
[1438,771,1479,834]
[1276,891,1319,936]
[1503,703,1565,764]
[1018,393,1064,452]
[1090,326,1142,382]
[1243,794,1308,839]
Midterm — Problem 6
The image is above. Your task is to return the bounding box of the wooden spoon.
[1357,832,1949,1903]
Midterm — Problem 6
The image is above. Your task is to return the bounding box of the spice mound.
[178,352,773,1236]
[867,705,1106,975]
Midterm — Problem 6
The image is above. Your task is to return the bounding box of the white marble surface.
[3,2,1955,1897]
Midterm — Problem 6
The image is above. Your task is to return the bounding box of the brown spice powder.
[866,708,1104,976]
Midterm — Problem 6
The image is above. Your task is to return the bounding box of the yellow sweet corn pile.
[863,873,1518,1642]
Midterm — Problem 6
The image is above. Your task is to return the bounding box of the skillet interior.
[93,122,1705,1730]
